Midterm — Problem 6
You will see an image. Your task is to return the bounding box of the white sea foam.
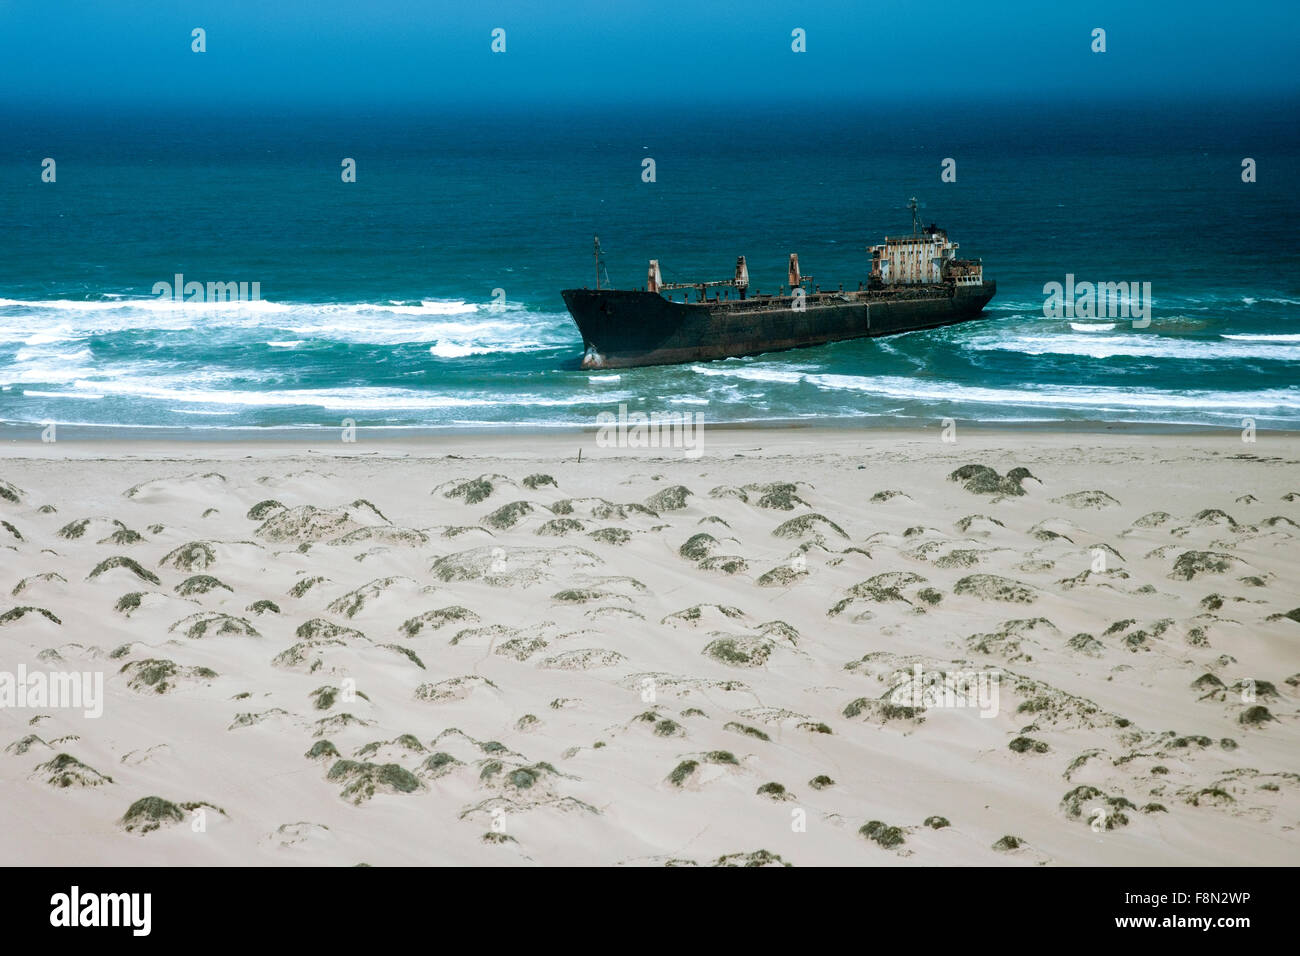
[1222,333,1300,343]
[964,333,1299,361]
[0,297,575,351]
[428,343,486,358]
[693,366,1300,411]
[42,379,635,411]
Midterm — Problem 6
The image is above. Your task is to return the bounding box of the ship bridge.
[869,226,983,287]
[869,199,984,287]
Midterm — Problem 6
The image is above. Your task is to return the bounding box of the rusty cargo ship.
[561,202,995,370]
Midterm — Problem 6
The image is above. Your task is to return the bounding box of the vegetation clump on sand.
[88,556,160,585]
[1068,633,1104,655]
[859,820,906,848]
[169,612,260,640]
[756,782,789,799]
[356,735,425,759]
[522,473,557,490]
[1133,510,1171,528]
[414,674,498,703]
[992,835,1023,851]
[771,513,848,542]
[842,697,921,722]
[114,592,143,615]
[381,644,425,668]
[654,719,680,737]
[1188,787,1235,807]
[444,477,495,504]
[39,753,114,788]
[810,775,835,790]
[255,504,372,544]
[745,482,807,510]
[160,541,217,572]
[0,478,23,503]
[954,574,1036,603]
[663,604,745,625]
[287,575,328,598]
[102,527,143,545]
[175,574,233,596]
[848,571,926,603]
[955,513,1005,533]
[296,618,365,642]
[915,587,943,606]
[326,760,423,804]
[400,605,477,637]
[871,489,908,503]
[588,527,631,545]
[326,576,418,618]
[754,564,800,587]
[311,685,341,710]
[1008,736,1050,754]
[668,760,698,786]
[121,659,216,694]
[536,518,584,536]
[121,796,185,833]
[1061,785,1134,828]
[646,485,693,512]
[724,721,770,741]
[1169,551,1239,580]
[246,499,285,520]
[57,517,103,540]
[679,533,719,561]
[246,600,280,615]
[948,464,1037,497]
[0,605,62,626]
[703,636,773,668]
[709,850,791,867]
[1051,490,1120,509]
[698,555,748,575]
[1239,705,1275,726]
[305,740,340,760]
[421,752,463,777]
[484,500,534,530]
[552,588,610,604]
[924,815,950,829]
[590,500,659,520]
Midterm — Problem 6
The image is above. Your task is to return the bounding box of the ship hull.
[561,281,996,369]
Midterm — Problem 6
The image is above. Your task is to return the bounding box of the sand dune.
[1,430,1297,865]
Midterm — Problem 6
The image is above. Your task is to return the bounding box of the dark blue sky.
[1,0,1297,109]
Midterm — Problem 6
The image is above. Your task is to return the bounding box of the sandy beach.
[1,427,1296,866]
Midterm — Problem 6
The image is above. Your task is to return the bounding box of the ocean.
[2,99,1298,434]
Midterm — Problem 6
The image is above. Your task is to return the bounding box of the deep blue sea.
[2,99,1297,433]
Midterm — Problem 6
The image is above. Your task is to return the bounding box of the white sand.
[1,429,1297,865]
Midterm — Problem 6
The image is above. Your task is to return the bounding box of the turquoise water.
[1,101,1297,433]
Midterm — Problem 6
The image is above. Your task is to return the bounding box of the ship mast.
[909,197,920,236]
[593,236,606,290]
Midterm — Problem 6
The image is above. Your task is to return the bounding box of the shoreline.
[2,419,1297,456]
